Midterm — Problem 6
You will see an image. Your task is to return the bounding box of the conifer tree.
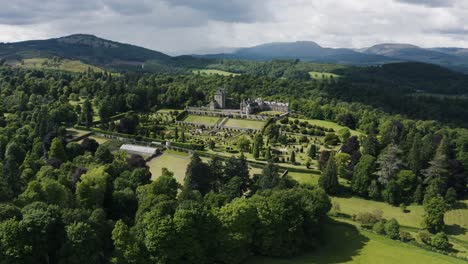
[290,151,296,164]
[319,154,339,194]
[49,138,67,162]
[308,144,317,159]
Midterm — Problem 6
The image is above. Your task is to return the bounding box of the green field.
[193,69,240,76]
[20,58,104,73]
[184,114,220,125]
[292,118,362,136]
[445,200,468,245]
[332,197,425,228]
[248,220,465,264]
[309,71,341,80]
[332,196,468,258]
[148,150,190,183]
[224,119,265,130]
[287,171,320,185]
[148,150,266,183]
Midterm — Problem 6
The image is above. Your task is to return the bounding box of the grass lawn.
[193,69,240,76]
[184,115,220,125]
[67,128,90,138]
[309,71,341,80]
[247,220,465,264]
[445,200,468,244]
[295,118,361,136]
[332,196,425,228]
[148,150,266,183]
[287,171,320,185]
[21,58,104,73]
[148,150,190,183]
[224,119,265,130]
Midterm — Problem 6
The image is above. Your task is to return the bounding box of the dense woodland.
[0,61,467,263]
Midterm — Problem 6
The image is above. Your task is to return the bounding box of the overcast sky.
[0,0,467,54]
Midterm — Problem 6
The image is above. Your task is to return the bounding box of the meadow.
[193,69,241,76]
[223,118,266,130]
[247,220,465,264]
[289,118,362,136]
[148,150,265,183]
[19,58,104,73]
[184,114,220,125]
[308,71,341,80]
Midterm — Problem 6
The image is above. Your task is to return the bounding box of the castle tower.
[214,88,225,109]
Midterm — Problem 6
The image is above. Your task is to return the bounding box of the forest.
[0,61,467,263]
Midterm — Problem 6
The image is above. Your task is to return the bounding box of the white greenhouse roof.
[120,144,157,155]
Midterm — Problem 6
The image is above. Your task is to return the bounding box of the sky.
[0,0,467,55]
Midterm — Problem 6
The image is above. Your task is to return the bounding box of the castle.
[209,88,226,110]
[240,98,289,114]
[208,87,289,114]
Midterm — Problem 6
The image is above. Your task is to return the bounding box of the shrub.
[372,220,386,235]
[418,230,432,245]
[355,210,383,229]
[431,232,451,251]
[384,218,400,240]
[399,231,414,242]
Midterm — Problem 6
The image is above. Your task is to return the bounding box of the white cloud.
[0,0,467,54]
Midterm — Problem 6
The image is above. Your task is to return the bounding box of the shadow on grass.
[246,219,369,264]
[313,219,369,264]
[452,202,468,210]
[445,224,467,236]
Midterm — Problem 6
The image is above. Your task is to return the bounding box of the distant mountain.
[0,34,214,72]
[361,43,468,73]
[0,34,173,67]
[198,41,399,65]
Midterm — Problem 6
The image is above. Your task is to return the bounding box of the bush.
[384,218,400,240]
[372,220,386,235]
[418,230,432,245]
[431,232,451,251]
[354,210,383,229]
[399,231,414,242]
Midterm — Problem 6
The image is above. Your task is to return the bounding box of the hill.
[199,41,398,65]
[0,34,209,72]
[361,43,468,73]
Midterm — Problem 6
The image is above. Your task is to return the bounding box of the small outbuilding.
[119,144,159,156]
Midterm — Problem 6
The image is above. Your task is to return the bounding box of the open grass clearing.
[332,196,425,228]
[184,114,220,125]
[20,58,104,73]
[445,200,468,244]
[247,219,464,264]
[287,171,320,185]
[224,118,265,130]
[148,150,267,183]
[290,118,362,136]
[193,69,240,76]
[309,71,341,80]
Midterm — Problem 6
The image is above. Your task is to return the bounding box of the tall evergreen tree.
[351,154,376,196]
[375,144,403,186]
[319,154,339,194]
[183,153,212,195]
[258,163,280,190]
[80,99,94,128]
[308,144,317,159]
[423,137,450,196]
[49,138,67,162]
[290,151,296,164]
[408,133,423,174]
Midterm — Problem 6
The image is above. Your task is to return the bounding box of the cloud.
[0,0,468,54]
[164,0,271,23]
[395,0,456,7]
